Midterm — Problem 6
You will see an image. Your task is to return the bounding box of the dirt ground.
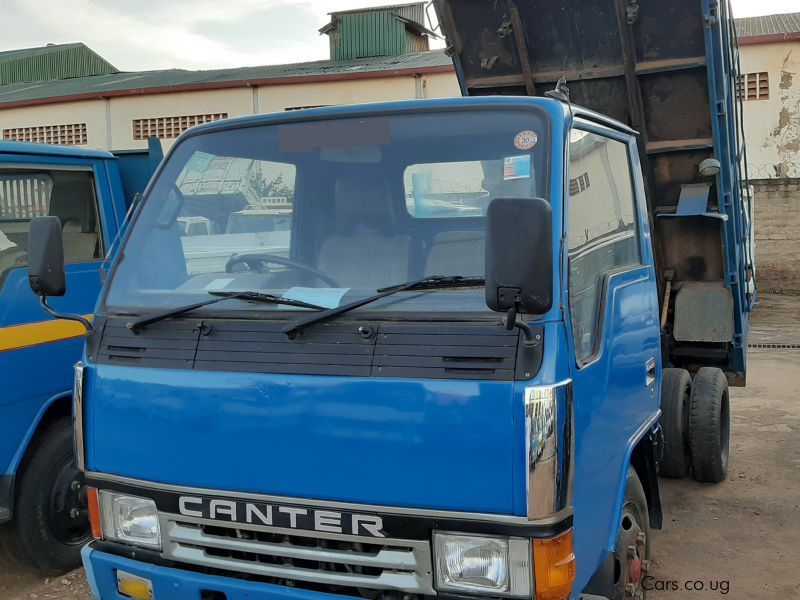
[648,294,800,600]
[1,294,798,600]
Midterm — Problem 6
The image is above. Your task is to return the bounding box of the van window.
[0,169,101,287]
[567,130,640,362]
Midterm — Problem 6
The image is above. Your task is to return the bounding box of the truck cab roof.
[0,140,114,160]
[175,96,635,143]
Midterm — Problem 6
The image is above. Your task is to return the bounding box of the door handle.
[646,358,656,387]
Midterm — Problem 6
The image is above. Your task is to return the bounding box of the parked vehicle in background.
[24,0,754,597]
[0,139,161,573]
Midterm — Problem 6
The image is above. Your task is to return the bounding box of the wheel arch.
[12,391,72,472]
[584,418,662,597]
[1,391,73,523]
[605,413,663,552]
[630,429,663,531]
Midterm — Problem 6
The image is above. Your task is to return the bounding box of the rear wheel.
[2,417,89,574]
[611,468,651,600]
[689,367,730,483]
[658,368,692,478]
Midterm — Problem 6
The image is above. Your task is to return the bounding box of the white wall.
[0,99,107,149]
[740,41,800,178]
[109,88,254,151]
[0,70,460,153]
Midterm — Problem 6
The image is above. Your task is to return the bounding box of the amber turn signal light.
[533,529,576,600]
[87,486,102,540]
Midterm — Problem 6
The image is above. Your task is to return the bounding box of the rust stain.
[771,50,799,177]
[774,108,792,134]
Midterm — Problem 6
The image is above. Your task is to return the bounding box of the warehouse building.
[0,7,797,176]
[0,5,797,294]
[0,3,458,152]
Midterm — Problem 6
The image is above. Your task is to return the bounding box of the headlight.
[434,532,531,597]
[99,491,161,549]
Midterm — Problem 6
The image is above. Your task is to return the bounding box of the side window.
[403,157,539,219]
[567,130,640,362]
[175,155,296,275]
[0,169,101,285]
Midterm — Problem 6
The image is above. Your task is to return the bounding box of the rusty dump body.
[435,0,755,383]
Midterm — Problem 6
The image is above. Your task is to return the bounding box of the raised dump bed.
[435,0,755,383]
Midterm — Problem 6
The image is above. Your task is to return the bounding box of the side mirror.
[27,216,92,331]
[485,197,553,316]
[28,216,66,297]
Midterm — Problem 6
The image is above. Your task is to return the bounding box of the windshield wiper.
[127,291,325,333]
[283,275,484,337]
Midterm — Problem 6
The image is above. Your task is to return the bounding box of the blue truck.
[24,0,754,597]
[0,140,161,573]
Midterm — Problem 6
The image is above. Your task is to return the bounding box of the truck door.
[1,164,106,473]
[563,124,661,581]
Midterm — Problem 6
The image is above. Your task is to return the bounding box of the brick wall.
[753,178,800,294]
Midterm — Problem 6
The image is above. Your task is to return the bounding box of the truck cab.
[0,140,159,573]
[22,97,662,599]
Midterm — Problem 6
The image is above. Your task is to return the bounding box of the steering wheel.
[225,253,340,287]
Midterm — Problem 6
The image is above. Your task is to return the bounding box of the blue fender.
[604,411,662,552]
[4,389,72,477]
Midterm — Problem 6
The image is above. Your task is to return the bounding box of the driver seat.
[317,179,410,290]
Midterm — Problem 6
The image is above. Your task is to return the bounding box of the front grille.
[160,513,434,597]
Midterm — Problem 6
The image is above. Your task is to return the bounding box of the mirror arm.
[40,296,92,332]
[504,303,537,347]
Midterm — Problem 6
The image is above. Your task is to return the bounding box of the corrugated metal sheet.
[0,50,453,107]
[405,29,431,54]
[323,2,432,60]
[0,43,117,85]
[735,12,800,38]
[334,11,405,60]
[393,3,426,27]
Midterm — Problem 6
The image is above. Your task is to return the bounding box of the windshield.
[105,108,550,315]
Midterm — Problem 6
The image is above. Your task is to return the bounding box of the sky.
[0,0,797,72]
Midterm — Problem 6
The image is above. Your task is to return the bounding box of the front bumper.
[82,543,608,600]
[81,544,353,600]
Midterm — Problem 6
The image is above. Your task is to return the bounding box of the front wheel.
[610,468,651,600]
[2,417,89,574]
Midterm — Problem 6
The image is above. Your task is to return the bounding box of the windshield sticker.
[204,278,235,291]
[283,287,350,309]
[513,130,538,150]
[504,155,532,180]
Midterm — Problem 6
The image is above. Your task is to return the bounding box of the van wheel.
[658,368,692,478]
[2,417,89,574]
[610,468,651,600]
[689,368,730,483]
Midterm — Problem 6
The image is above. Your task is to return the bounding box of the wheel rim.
[615,500,649,599]
[48,458,90,545]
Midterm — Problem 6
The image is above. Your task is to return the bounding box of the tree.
[249,168,294,202]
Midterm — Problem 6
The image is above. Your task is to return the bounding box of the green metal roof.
[320,2,434,60]
[0,42,118,85]
[0,50,452,108]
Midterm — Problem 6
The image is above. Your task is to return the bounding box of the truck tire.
[2,417,89,574]
[610,468,651,600]
[658,368,692,479]
[689,367,730,483]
